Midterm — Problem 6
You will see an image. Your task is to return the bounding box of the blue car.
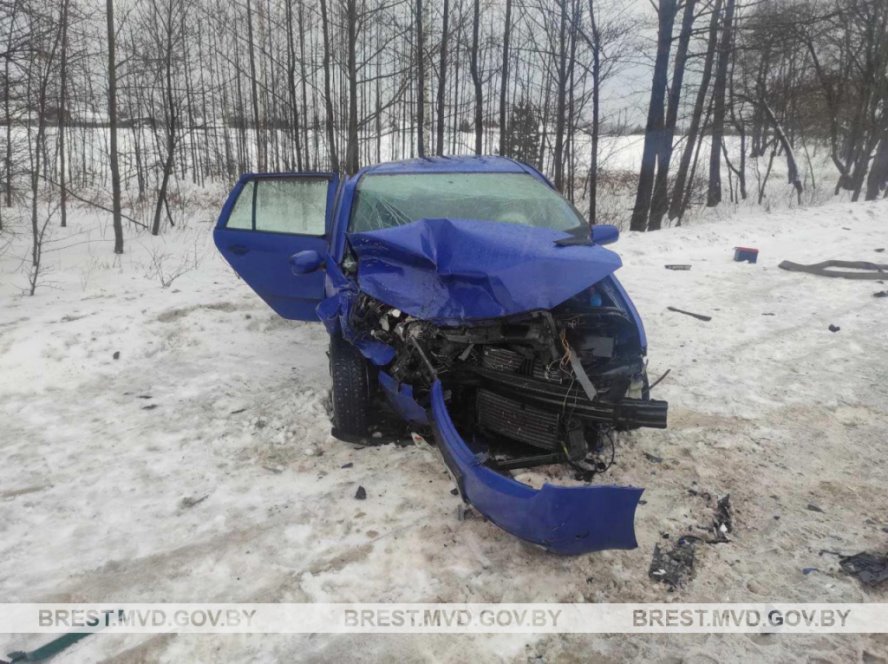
[214,156,668,555]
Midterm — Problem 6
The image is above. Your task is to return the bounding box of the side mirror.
[289,249,324,275]
[591,224,619,245]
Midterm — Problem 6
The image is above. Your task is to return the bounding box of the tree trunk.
[470,0,483,155]
[706,0,735,208]
[284,0,303,171]
[436,0,449,155]
[58,0,70,227]
[629,0,676,232]
[246,0,265,171]
[106,0,123,254]
[416,0,426,157]
[668,0,721,222]
[319,0,339,171]
[345,0,359,173]
[586,0,601,225]
[552,0,571,192]
[648,0,696,231]
[498,0,512,155]
[865,136,888,201]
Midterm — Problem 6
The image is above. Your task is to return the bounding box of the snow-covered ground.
[1,196,886,662]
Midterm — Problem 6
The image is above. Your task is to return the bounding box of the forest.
[1,0,887,265]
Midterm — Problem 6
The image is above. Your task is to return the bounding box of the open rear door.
[214,173,339,321]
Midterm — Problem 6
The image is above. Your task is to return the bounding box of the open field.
[1,192,886,661]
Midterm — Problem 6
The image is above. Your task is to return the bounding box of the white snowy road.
[1,199,886,662]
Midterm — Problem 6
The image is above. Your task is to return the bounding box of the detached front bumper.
[429,381,643,555]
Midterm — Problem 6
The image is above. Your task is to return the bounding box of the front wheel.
[329,335,371,439]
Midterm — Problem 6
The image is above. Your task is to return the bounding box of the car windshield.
[349,172,586,233]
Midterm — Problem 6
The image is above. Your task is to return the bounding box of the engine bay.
[348,281,668,475]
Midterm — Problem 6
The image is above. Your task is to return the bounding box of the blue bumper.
[430,381,643,555]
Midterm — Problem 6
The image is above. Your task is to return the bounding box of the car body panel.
[349,218,622,325]
[429,381,643,554]
[214,172,339,321]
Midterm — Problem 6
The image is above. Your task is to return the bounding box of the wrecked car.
[214,156,667,555]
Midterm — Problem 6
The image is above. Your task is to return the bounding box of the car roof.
[361,155,528,175]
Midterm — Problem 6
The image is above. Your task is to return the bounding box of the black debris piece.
[761,312,776,316]
[450,488,459,496]
[876,248,885,253]
[230,408,247,415]
[828,324,841,333]
[667,306,712,322]
[6,632,93,663]
[839,552,888,587]
[665,264,692,271]
[355,486,367,500]
[807,503,824,513]
[649,539,696,590]
[649,369,671,390]
[112,351,120,360]
[644,452,663,464]
[712,495,733,542]
[142,404,158,410]
[179,494,208,509]
[779,259,888,280]
[874,291,888,298]
[340,462,353,469]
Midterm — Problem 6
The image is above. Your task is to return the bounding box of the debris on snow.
[711,495,733,543]
[779,259,888,280]
[355,486,367,500]
[733,247,759,263]
[828,324,841,333]
[649,538,697,590]
[667,306,712,322]
[839,552,888,588]
[179,494,208,509]
[664,264,692,270]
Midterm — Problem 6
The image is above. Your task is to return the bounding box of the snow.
[1,196,887,661]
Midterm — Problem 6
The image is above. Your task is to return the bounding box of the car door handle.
[229,245,249,256]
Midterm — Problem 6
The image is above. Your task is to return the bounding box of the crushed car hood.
[348,218,622,324]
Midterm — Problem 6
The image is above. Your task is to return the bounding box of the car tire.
[329,334,371,439]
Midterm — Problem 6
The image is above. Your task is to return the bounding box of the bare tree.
[706,0,735,207]
[469,0,482,154]
[435,0,450,156]
[630,0,676,231]
[106,0,123,254]
[498,0,512,155]
[416,0,426,157]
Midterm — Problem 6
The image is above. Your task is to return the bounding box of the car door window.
[225,177,329,235]
[226,180,255,230]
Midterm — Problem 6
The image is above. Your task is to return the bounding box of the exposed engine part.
[349,286,667,470]
[476,388,560,449]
